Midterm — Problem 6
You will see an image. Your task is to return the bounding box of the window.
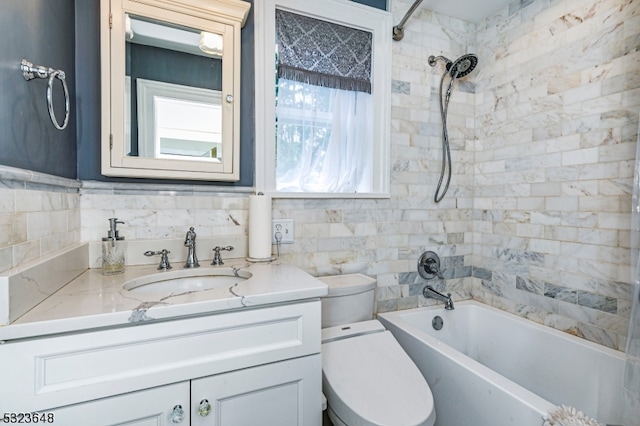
[255,0,392,197]
[136,79,222,160]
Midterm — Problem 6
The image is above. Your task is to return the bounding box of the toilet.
[319,274,436,426]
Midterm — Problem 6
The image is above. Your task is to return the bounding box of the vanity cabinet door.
[2,300,320,412]
[191,354,322,426]
[51,382,190,426]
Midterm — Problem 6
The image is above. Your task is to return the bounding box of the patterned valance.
[275,9,372,94]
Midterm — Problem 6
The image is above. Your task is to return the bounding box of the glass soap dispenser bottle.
[102,218,126,275]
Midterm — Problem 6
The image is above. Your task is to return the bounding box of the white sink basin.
[123,268,252,294]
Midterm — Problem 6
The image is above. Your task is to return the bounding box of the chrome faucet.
[184,227,200,268]
[423,285,454,310]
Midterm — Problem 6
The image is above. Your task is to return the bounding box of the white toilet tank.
[318,274,376,328]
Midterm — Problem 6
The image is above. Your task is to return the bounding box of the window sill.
[267,191,391,199]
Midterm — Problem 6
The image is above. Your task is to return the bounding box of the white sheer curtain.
[623,118,640,425]
[317,88,372,192]
[275,79,372,193]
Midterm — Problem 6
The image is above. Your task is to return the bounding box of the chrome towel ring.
[21,59,70,130]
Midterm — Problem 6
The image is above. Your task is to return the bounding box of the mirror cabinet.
[101,0,250,181]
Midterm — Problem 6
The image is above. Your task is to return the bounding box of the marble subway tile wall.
[0,176,80,273]
[79,183,249,266]
[473,0,639,350]
[272,0,477,313]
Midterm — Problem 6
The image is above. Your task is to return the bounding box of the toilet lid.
[322,328,436,426]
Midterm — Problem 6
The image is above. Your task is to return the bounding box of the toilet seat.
[322,321,436,426]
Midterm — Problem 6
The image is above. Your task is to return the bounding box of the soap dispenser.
[102,218,126,275]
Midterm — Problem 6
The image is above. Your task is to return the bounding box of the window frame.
[254,0,392,198]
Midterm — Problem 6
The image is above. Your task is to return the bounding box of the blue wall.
[0,0,385,184]
[353,0,387,9]
[0,0,77,179]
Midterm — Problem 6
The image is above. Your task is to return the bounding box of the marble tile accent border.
[0,165,81,192]
[474,269,633,350]
[543,282,577,304]
[81,180,254,196]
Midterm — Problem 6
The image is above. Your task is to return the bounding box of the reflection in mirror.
[125,15,224,162]
[135,79,222,160]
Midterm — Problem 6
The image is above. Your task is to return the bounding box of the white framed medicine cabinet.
[101,0,250,181]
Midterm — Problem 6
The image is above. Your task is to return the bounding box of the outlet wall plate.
[272,219,294,244]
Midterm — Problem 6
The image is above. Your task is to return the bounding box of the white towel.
[543,405,604,426]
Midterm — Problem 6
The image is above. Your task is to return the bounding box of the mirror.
[101,0,250,181]
[126,15,224,162]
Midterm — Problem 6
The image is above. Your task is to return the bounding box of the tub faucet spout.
[423,285,454,310]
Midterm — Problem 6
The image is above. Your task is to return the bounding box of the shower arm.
[392,0,424,41]
[428,55,452,70]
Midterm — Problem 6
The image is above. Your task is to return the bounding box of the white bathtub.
[378,301,625,426]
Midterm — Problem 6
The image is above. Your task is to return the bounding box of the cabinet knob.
[170,404,185,423]
[198,399,212,417]
[226,94,234,103]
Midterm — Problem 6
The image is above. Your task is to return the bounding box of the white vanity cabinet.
[49,382,192,425]
[0,301,322,425]
[50,355,320,425]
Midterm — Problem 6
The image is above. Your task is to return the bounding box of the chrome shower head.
[428,53,478,78]
[448,54,478,78]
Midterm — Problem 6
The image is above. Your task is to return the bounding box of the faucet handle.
[418,251,445,280]
[144,249,172,270]
[211,246,234,265]
[425,258,445,279]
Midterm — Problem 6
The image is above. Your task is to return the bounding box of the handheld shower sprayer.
[428,53,478,203]
[428,54,478,78]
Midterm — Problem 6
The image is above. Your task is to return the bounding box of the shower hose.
[434,69,460,203]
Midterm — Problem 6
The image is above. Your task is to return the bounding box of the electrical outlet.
[272,219,294,244]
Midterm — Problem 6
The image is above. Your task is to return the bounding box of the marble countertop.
[0,258,327,341]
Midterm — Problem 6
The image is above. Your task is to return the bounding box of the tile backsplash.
[79,181,251,268]
[0,169,80,273]
[1,0,638,351]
